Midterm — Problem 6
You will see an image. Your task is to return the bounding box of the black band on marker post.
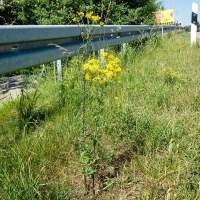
[192,12,198,25]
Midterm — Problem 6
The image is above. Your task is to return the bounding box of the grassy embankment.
[1,32,200,199]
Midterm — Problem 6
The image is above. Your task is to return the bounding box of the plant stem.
[92,174,95,196]
[82,75,86,139]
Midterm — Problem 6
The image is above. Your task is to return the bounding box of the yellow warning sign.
[155,9,175,24]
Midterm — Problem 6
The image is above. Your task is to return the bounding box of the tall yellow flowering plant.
[73,10,123,197]
[80,51,123,196]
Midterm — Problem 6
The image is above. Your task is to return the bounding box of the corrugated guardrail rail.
[0,25,181,74]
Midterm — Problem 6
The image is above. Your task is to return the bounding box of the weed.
[192,95,200,111]
[160,67,182,84]
[17,89,39,135]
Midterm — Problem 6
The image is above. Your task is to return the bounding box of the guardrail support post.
[121,43,127,55]
[99,49,105,65]
[191,2,198,46]
[54,59,62,81]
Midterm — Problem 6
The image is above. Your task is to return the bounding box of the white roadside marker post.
[54,59,62,81]
[191,2,198,46]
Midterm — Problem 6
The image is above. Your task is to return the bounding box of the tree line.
[0,0,160,25]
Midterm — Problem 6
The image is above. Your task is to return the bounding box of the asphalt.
[0,75,25,103]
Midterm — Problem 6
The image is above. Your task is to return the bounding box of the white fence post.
[54,59,62,81]
[191,2,198,46]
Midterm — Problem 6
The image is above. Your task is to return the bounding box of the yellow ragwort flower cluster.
[82,52,122,83]
[73,11,103,25]
[86,12,101,22]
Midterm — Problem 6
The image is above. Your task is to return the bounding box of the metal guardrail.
[0,25,180,74]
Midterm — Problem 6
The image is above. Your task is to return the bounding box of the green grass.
[1,32,200,199]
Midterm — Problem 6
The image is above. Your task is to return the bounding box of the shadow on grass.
[14,83,72,141]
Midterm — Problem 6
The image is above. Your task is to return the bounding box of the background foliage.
[0,0,160,25]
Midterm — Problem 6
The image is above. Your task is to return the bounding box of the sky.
[160,0,196,25]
